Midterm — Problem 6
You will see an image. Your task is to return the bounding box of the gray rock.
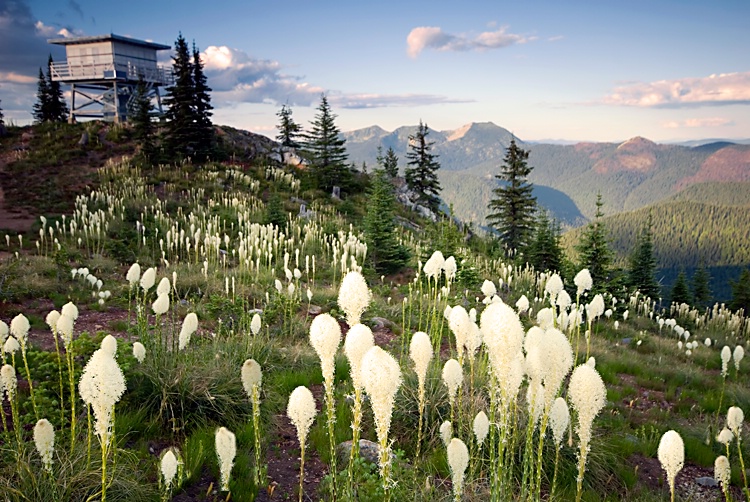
[308,305,322,316]
[621,338,632,345]
[370,317,395,331]
[336,439,392,466]
[78,131,89,147]
[695,476,718,487]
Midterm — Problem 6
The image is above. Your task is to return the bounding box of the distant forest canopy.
[562,185,750,303]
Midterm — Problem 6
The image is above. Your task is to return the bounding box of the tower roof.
[48,33,170,51]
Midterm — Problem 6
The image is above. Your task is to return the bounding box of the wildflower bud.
[100,335,117,356]
[423,251,445,280]
[178,312,198,350]
[215,427,236,492]
[34,418,55,473]
[10,313,29,347]
[569,364,606,448]
[157,277,171,297]
[1,363,16,399]
[250,314,262,336]
[574,269,592,296]
[715,455,731,491]
[309,313,341,384]
[716,427,734,446]
[45,311,60,333]
[721,346,732,377]
[161,449,178,490]
[337,271,372,326]
[473,411,489,448]
[442,359,463,406]
[550,397,570,447]
[152,293,170,315]
[440,420,453,447]
[287,386,316,447]
[516,295,529,313]
[241,359,262,397]
[3,336,20,354]
[409,331,433,389]
[727,406,744,436]
[657,430,684,497]
[734,346,745,371]
[133,342,146,363]
[126,262,141,286]
[140,267,156,292]
[447,438,469,500]
[344,324,374,392]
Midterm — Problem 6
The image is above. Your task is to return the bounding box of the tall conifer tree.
[487,138,537,256]
[192,43,214,160]
[376,145,399,178]
[627,214,660,300]
[692,263,712,308]
[32,67,49,123]
[305,94,349,192]
[163,33,195,159]
[405,120,442,213]
[575,193,614,291]
[46,55,69,122]
[364,170,409,273]
[130,77,156,163]
[527,210,564,273]
[276,104,301,148]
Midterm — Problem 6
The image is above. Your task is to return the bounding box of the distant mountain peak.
[446,123,473,142]
[617,136,657,150]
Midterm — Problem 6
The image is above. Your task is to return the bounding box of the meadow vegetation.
[0,134,749,502]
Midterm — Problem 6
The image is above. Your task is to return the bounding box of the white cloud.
[203,45,469,109]
[603,72,750,107]
[662,117,734,129]
[0,71,36,84]
[406,25,533,58]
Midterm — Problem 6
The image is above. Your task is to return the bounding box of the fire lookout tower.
[48,34,173,123]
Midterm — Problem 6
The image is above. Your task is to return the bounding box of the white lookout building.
[48,34,173,123]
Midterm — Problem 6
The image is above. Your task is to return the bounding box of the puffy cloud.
[203,45,468,109]
[603,72,750,108]
[406,25,533,58]
[662,117,734,129]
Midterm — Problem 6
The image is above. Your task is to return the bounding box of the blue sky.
[2,0,749,142]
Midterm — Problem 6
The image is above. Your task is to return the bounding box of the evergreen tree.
[32,67,50,123]
[575,193,614,292]
[46,55,69,122]
[692,262,712,308]
[730,268,750,313]
[192,43,214,160]
[0,97,5,125]
[276,104,301,148]
[304,94,349,192]
[364,170,409,273]
[130,77,156,163]
[486,138,537,256]
[627,214,660,300]
[527,210,564,273]
[670,270,692,306]
[265,192,287,229]
[163,33,195,160]
[376,145,399,177]
[405,120,442,214]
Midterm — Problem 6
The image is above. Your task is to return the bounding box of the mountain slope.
[344,122,750,224]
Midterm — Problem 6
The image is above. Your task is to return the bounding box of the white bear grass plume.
[568,363,606,502]
[657,430,684,502]
[308,312,342,499]
[33,418,54,474]
[338,271,372,326]
[215,427,236,493]
[361,345,402,499]
[287,386,317,502]
[242,359,264,488]
[409,331,433,460]
[447,437,469,502]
